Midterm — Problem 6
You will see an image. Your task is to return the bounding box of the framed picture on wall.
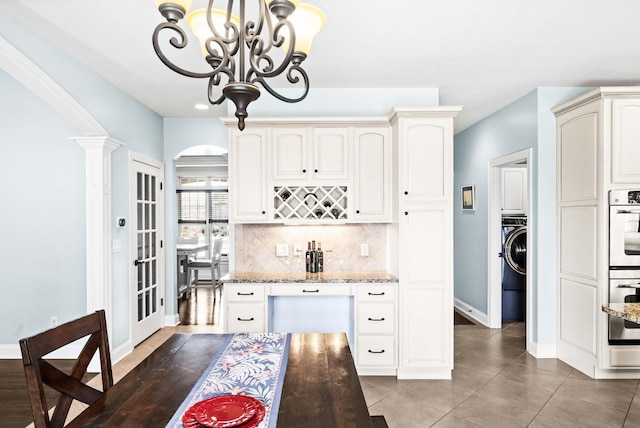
[462,185,475,210]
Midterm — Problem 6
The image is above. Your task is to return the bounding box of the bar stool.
[187,237,223,303]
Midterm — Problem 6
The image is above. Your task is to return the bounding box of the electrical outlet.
[275,243,289,257]
[293,243,302,256]
[50,316,58,328]
[360,243,369,257]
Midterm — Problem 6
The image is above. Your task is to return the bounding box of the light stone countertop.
[221,270,398,283]
[602,303,640,324]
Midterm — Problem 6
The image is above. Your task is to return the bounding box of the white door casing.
[130,153,164,346]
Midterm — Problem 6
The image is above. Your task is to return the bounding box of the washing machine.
[501,216,527,322]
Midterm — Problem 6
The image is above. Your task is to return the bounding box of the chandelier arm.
[247,19,295,79]
[152,22,217,79]
[253,64,310,103]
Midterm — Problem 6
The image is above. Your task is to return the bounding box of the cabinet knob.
[404,211,408,215]
[356,210,360,214]
[302,169,306,173]
[314,169,318,173]
[404,191,408,195]
[261,211,266,214]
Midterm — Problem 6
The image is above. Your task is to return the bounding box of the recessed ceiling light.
[194,103,209,110]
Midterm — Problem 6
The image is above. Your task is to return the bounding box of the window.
[177,185,229,257]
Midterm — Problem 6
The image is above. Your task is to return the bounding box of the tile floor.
[67,318,640,427]
[361,321,640,428]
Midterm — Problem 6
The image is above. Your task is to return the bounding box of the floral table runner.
[166,333,291,428]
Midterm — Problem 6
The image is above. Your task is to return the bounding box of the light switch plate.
[276,243,289,257]
[361,243,369,257]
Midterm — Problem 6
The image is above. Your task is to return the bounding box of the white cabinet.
[271,127,350,182]
[355,283,397,375]
[612,99,640,184]
[223,284,266,333]
[501,167,527,215]
[390,107,459,379]
[553,87,640,377]
[229,129,268,223]
[353,127,391,221]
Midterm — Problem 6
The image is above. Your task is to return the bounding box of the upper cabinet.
[612,99,640,184]
[501,167,527,215]
[353,127,391,221]
[225,118,391,224]
[271,127,350,182]
[228,128,268,223]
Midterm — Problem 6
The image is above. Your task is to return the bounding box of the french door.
[130,155,164,346]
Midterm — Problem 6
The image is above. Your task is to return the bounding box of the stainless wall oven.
[610,189,640,268]
[609,189,640,345]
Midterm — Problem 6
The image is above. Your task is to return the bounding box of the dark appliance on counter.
[609,189,640,345]
[501,216,527,322]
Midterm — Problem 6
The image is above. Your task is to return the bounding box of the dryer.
[501,216,527,321]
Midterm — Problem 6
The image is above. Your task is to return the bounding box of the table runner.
[166,333,291,428]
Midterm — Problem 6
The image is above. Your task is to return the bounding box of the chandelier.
[152,0,326,130]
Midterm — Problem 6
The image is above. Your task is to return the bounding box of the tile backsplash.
[234,224,387,272]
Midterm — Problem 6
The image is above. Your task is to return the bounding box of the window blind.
[177,189,228,224]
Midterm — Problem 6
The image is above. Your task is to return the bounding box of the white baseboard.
[165,313,180,327]
[528,341,557,359]
[0,344,23,359]
[454,298,490,327]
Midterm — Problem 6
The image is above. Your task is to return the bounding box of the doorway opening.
[488,148,533,352]
[175,147,229,326]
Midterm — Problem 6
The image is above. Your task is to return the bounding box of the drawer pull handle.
[368,349,385,354]
[237,292,255,296]
[302,289,320,293]
[367,292,386,296]
[368,317,385,321]
[237,317,255,321]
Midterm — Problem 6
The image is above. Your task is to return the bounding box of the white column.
[72,137,124,323]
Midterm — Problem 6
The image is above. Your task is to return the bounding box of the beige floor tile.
[367,393,446,428]
[512,352,573,376]
[495,361,566,393]
[451,394,538,427]
[624,411,640,427]
[554,374,638,412]
[629,392,640,416]
[454,350,511,377]
[430,413,483,428]
[475,375,553,412]
[529,394,627,428]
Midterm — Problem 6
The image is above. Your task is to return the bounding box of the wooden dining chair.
[19,310,114,428]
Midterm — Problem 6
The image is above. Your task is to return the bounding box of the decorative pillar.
[72,137,124,322]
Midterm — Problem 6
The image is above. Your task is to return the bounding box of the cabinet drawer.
[357,303,395,334]
[225,284,265,302]
[356,284,396,302]
[269,284,352,296]
[357,336,395,367]
[226,303,265,332]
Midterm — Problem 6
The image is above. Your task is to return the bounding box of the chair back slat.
[19,310,113,428]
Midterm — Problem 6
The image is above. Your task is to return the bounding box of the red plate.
[182,395,262,428]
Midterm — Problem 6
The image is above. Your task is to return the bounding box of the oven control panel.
[609,189,640,205]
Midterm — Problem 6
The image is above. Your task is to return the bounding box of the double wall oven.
[609,189,640,344]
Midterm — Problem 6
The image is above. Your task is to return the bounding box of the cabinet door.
[272,128,308,180]
[230,129,268,222]
[400,118,451,203]
[312,128,350,180]
[399,206,452,373]
[612,99,640,183]
[501,167,527,215]
[353,127,391,221]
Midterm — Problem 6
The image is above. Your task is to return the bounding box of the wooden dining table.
[67,332,373,428]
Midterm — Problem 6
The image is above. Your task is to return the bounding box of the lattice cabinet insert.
[274,186,348,221]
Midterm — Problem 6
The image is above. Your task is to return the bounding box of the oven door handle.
[615,209,640,214]
[616,283,640,288]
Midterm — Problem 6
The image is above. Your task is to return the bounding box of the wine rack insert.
[274,186,348,220]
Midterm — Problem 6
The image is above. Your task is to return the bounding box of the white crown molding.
[0,35,107,136]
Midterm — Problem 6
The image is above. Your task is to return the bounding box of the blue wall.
[453,87,592,349]
[0,13,163,349]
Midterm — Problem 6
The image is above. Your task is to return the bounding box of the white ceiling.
[3,0,640,133]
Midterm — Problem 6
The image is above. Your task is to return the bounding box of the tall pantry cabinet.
[389,107,461,379]
[553,87,640,378]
